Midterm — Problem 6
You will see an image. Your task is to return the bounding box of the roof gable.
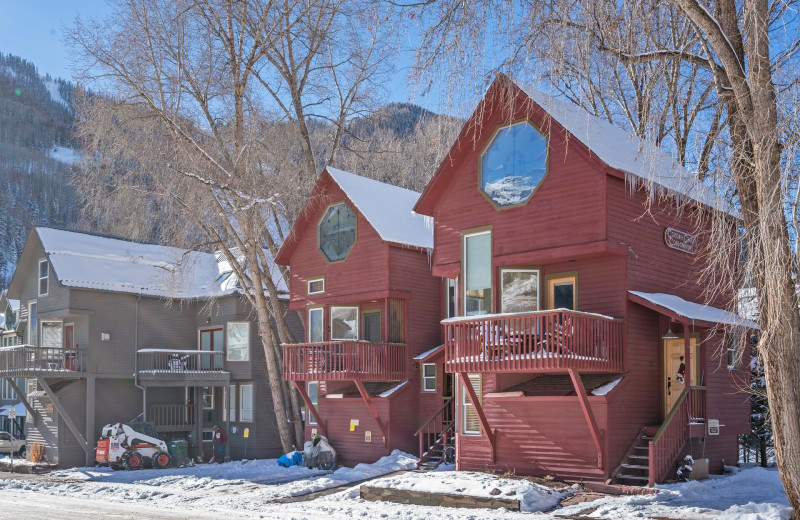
[414,74,734,217]
[276,168,432,265]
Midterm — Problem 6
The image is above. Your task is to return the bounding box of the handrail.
[282,341,408,381]
[652,388,688,444]
[415,397,454,436]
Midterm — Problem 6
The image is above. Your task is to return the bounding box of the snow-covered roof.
[326,168,433,249]
[520,85,736,217]
[629,291,759,329]
[413,345,444,361]
[35,228,286,299]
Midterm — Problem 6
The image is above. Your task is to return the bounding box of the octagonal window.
[480,122,548,207]
[319,202,356,262]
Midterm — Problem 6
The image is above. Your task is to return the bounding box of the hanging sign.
[664,228,697,255]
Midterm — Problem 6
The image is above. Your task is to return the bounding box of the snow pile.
[48,146,81,165]
[560,466,791,520]
[591,376,623,396]
[367,470,570,512]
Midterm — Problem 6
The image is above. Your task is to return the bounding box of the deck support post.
[85,375,96,466]
[5,378,37,419]
[457,372,496,463]
[353,380,389,448]
[568,368,604,469]
[682,321,692,387]
[293,381,326,437]
[37,377,90,456]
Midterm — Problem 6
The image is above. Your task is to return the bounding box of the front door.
[200,328,224,369]
[663,336,698,418]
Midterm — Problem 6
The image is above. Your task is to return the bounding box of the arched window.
[480,122,548,207]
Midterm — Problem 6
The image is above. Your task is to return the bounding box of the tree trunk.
[759,438,768,468]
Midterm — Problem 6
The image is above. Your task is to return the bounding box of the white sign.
[708,419,720,435]
[8,408,15,419]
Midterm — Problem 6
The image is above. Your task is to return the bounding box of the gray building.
[0,227,302,468]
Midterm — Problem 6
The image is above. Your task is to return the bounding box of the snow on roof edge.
[629,291,759,329]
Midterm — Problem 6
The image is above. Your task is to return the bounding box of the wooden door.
[663,337,698,418]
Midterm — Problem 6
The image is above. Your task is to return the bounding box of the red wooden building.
[275,168,450,467]
[410,75,755,485]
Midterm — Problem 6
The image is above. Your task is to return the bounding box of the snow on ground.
[45,79,70,108]
[48,145,81,164]
[0,457,791,519]
[558,466,792,520]
[366,470,571,512]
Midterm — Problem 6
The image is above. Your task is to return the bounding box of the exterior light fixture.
[662,329,679,340]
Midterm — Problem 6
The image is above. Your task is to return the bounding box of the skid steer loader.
[95,423,172,470]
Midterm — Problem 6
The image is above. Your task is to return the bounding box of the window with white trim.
[461,374,482,435]
[307,381,318,425]
[201,387,214,410]
[240,383,253,422]
[463,231,492,316]
[308,307,324,343]
[422,364,437,392]
[226,322,250,361]
[38,259,49,297]
[330,306,358,340]
[226,383,237,422]
[202,429,214,443]
[40,321,63,349]
[307,278,325,295]
[28,301,37,346]
[445,278,458,318]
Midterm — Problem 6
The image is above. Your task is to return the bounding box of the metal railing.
[0,345,87,376]
[149,404,195,431]
[648,386,706,486]
[282,341,408,381]
[137,349,225,373]
[442,309,624,373]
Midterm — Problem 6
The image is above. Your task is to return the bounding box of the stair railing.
[415,397,454,466]
[648,387,692,486]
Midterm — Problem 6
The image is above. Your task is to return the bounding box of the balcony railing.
[149,404,195,433]
[0,345,87,377]
[442,309,624,373]
[282,341,408,381]
[136,349,230,386]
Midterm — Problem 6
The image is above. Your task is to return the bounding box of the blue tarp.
[277,450,303,467]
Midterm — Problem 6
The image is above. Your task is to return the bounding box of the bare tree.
[69,0,392,452]
[407,0,800,511]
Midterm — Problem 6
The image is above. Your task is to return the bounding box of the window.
[28,301,37,346]
[307,278,325,295]
[201,387,214,410]
[227,384,237,422]
[330,306,358,340]
[422,364,437,392]
[480,122,548,207]
[445,278,457,318]
[500,269,540,313]
[307,381,318,425]
[461,374,482,435]
[200,328,224,369]
[202,429,214,443]
[308,307,324,343]
[40,321,62,349]
[463,231,492,316]
[240,383,253,422]
[38,259,49,296]
[319,202,357,262]
[226,322,250,361]
[547,274,577,310]
[363,311,381,343]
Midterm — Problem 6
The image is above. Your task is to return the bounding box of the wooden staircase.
[609,426,658,485]
[415,398,455,470]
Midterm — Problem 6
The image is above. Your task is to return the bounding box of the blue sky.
[0,1,437,108]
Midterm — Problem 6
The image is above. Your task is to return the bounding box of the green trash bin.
[169,439,188,459]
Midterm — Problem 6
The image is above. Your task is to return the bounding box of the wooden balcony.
[282,341,408,381]
[137,349,230,387]
[0,345,87,378]
[443,310,624,374]
[149,404,195,433]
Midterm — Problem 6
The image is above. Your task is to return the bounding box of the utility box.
[690,458,710,480]
[708,419,720,435]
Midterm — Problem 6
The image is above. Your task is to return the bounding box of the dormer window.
[319,203,356,262]
[480,121,548,208]
[38,259,49,296]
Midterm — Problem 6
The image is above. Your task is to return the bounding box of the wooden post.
[354,380,389,447]
[85,375,96,466]
[682,321,691,388]
[568,368,604,469]
[224,384,231,461]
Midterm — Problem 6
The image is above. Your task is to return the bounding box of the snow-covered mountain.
[0,52,82,289]
[483,173,543,206]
